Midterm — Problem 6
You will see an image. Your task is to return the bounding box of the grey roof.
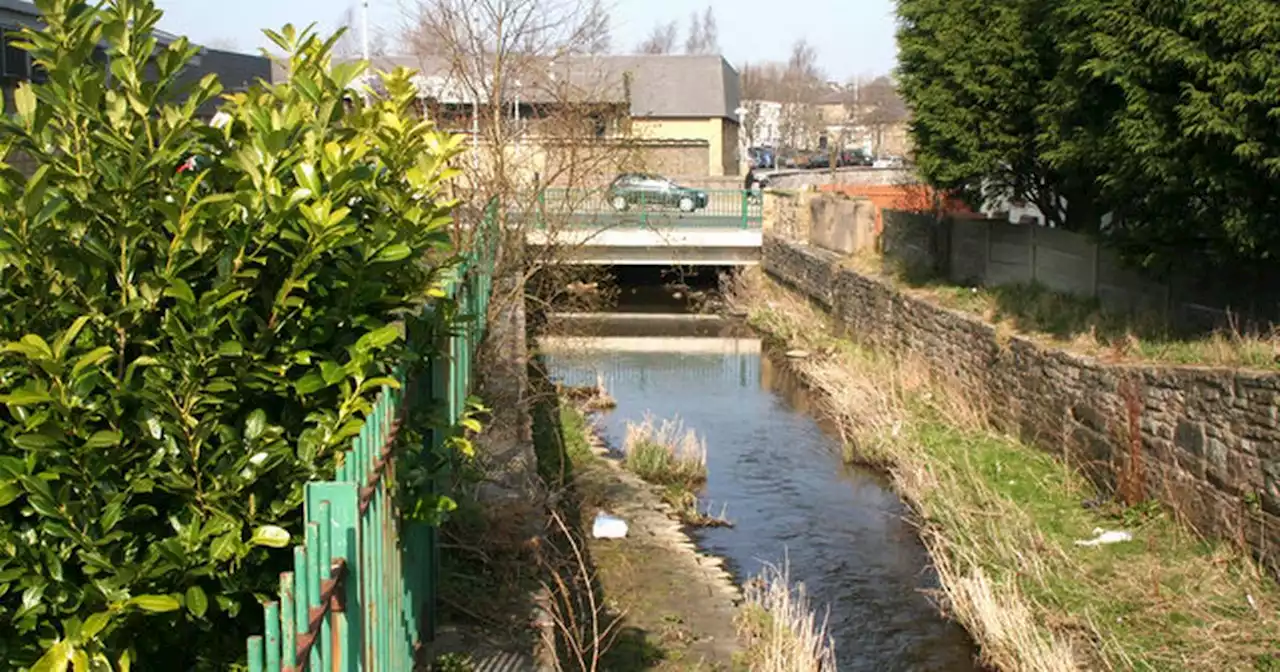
[576,55,740,121]
[196,48,271,92]
[0,0,189,46]
[341,53,741,121]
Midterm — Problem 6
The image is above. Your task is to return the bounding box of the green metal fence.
[244,207,498,672]
[536,187,763,229]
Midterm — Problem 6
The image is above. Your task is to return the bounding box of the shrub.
[0,1,464,668]
[621,413,707,488]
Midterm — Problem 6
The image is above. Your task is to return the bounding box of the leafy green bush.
[0,0,465,668]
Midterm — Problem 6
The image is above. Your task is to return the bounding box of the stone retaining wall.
[763,234,1280,564]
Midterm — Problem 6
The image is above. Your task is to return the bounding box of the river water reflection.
[539,313,979,671]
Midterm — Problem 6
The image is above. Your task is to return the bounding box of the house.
[346,52,743,179]
[815,87,869,154]
[0,0,271,119]
[597,54,741,177]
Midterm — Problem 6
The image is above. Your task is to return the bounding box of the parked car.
[873,155,907,169]
[606,173,709,212]
[838,149,873,167]
[807,151,831,169]
[747,146,776,169]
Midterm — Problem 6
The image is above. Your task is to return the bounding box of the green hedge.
[0,1,469,669]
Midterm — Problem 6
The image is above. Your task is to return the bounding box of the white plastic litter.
[1074,527,1133,547]
[591,512,629,539]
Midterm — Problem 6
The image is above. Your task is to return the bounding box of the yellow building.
[603,54,742,177]
[354,53,743,180]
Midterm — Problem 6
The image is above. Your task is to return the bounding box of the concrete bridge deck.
[525,189,763,265]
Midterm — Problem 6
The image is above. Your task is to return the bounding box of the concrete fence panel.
[986,222,1034,286]
[948,219,989,285]
[1031,226,1097,298]
[1097,249,1169,315]
[882,209,939,276]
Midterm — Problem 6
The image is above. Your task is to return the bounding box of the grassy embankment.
[533,364,837,671]
[727,269,1280,671]
[842,252,1279,370]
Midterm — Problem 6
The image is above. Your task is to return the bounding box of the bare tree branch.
[683,10,703,54]
[403,0,644,325]
[636,20,677,54]
[580,0,610,54]
[700,6,718,54]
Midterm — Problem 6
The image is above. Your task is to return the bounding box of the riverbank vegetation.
[533,365,841,671]
[623,414,708,488]
[533,378,738,670]
[622,413,735,529]
[736,560,838,672]
[844,252,1280,371]
[727,269,1280,671]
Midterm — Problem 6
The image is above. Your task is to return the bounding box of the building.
[348,52,743,179]
[0,0,271,118]
[738,99,782,156]
[815,88,871,154]
[603,54,741,177]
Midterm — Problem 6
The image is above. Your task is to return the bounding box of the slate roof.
[0,0,271,110]
[344,53,741,122]
[0,0,181,44]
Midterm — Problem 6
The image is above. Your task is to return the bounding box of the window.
[2,30,29,79]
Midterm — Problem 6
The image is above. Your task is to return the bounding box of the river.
[536,268,979,671]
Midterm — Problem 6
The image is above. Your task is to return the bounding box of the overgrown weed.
[735,558,838,672]
[622,413,709,489]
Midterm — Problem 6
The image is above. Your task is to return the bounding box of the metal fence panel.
[536,187,763,230]
[246,203,498,671]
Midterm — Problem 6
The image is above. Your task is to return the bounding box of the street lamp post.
[361,1,370,60]
[470,15,481,172]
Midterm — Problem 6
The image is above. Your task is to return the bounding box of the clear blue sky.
[151,0,898,80]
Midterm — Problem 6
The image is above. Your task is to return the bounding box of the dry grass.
[724,269,1280,671]
[736,558,838,672]
[558,371,619,412]
[621,413,708,489]
[620,414,729,528]
[843,251,1280,370]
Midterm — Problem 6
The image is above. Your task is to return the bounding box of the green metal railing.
[535,187,763,229]
[244,205,498,672]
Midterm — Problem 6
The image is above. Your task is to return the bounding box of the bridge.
[525,188,764,266]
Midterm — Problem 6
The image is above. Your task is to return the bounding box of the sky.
[150,0,899,81]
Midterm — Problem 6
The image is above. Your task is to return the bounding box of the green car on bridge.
[607,173,709,213]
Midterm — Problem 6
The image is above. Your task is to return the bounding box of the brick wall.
[763,234,1280,568]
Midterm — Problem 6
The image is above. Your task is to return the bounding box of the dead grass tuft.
[736,557,838,672]
[622,413,708,489]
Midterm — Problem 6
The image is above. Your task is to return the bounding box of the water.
[540,309,980,671]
